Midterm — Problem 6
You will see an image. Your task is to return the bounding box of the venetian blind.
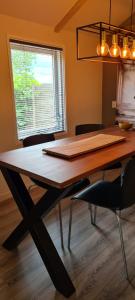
[10,40,65,139]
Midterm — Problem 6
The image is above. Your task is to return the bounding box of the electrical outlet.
[112,100,116,108]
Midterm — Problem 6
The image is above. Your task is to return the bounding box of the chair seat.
[73,177,122,210]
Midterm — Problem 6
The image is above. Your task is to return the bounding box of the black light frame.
[76,21,135,63]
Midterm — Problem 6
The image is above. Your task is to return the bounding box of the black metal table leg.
[1,167,75,298]
[3,187,63,250]
[29,218,75,297]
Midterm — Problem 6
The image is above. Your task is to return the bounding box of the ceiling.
[0,0,133,30]
[0,0,77,27]
[66,0,133,29]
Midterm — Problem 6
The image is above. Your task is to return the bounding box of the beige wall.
[0,14,102,199]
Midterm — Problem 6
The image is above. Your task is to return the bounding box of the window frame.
[8,38,67,140]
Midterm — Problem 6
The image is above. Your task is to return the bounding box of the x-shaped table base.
[1,167,75,298]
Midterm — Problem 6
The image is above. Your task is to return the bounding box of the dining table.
[1,126,135,298]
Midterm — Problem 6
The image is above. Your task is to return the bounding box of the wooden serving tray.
[43,134,126,159]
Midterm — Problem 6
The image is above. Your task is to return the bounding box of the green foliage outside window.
[11,50,40,130]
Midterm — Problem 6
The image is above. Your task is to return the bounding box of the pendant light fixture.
[76,0,135,63]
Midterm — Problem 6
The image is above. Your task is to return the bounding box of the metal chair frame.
[68,201,129,279]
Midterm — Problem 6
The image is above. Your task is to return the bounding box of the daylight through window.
[10,40,65,139]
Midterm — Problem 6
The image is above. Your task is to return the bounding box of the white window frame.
[9,39,67,140]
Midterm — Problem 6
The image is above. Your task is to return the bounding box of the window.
[10,40,65,139]
[117,64,135,123]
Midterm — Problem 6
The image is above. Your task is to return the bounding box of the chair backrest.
[23,133,55,147]
[121,158,135,208]
[75,124,105,135]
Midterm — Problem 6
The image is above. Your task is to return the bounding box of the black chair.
[23,133,55,189]
[23,133,55,147]
[68,158,135,279]
[75,123,122,236]
[23,133,90,249]
[75,123,105,135]
[75,124,121,179]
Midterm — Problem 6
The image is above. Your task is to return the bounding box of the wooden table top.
[0,126,135,189]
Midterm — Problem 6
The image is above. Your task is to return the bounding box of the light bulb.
[130,39,135,59]
[120,37,130,59]
[97,31,109,56]
[109,34,120,57]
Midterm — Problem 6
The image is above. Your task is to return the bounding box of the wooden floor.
[1,171,135,300]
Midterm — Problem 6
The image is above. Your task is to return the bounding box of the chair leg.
[93,205,97,225]
[115,212,129,280]
[68,201,73,249]
[58,201,64,249]
[118,210,122,218]
[88,203,93,224]
[88,204,97,225]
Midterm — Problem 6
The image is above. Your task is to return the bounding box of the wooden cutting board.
[43,134,126,159]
